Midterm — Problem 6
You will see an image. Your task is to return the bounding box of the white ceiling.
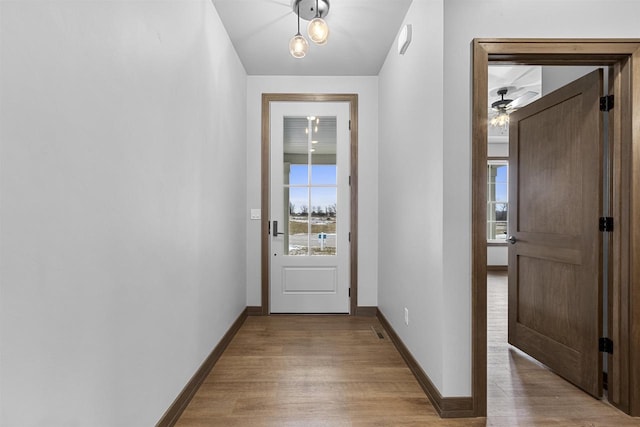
[211,0,413,76]
[488,65,542,108]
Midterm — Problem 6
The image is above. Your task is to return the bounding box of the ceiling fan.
[489,87,538,129]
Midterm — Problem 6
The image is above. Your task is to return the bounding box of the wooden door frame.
[472,39,640,417]
[261,93,359,315]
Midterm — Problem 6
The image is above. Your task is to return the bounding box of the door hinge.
[348,288,351,297]
[349,120,351,130]
[348,232,351,242]
[599,217,613,232]
[600,95,614,112]
[349,175,351,186]
[599,337,613,354]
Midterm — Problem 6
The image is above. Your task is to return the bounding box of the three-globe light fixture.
[289,0,330,58]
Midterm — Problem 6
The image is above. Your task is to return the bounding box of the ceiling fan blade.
[513,67,540,82]
[507,91,539,109]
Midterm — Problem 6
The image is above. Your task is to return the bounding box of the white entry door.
[270,102,350,313]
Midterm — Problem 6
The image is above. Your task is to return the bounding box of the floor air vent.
[370,326,385,339]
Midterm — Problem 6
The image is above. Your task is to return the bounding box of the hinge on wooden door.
[599,217,613,232]
[599,337,613,354]
[349,176,351,186]
[348,232,351,242]
[349,288,351,297]
[600,95,614,112]
[349,120,351,130]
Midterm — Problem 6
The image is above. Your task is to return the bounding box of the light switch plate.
[250,209,261,220]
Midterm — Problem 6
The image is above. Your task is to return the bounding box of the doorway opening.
[486,64,613,404]
[261,94,359,315]
[472,39,640,417]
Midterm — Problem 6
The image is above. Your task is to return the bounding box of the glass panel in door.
[283,115,337,256]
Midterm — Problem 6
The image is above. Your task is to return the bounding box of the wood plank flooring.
[175,315,454,426]
[176,273,639,426]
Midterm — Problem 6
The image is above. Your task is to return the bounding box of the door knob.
[507,235,517,244]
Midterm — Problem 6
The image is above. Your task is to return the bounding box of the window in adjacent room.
[487,159,508,243]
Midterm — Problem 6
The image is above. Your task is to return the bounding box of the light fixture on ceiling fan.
[289,0,330,58]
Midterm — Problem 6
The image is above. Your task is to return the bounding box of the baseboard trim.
[156,307,248,427]
[356,306,378,317]
[377,310,475,418]
[487,265,507,271]
[247,306,263,316]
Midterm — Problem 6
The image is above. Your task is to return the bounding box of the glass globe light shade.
[308,18,329,45]
[289,34,309,58]
[490,111,510,131]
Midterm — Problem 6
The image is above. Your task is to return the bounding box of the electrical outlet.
[404,307,409,326]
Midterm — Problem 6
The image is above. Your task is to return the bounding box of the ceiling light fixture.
[290,0,330,58]
[289,1,309,59]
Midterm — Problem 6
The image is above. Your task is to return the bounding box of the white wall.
[0,2,247,426]
[246,76,379,308]
[488,247,508,266]
[378,0,446,392]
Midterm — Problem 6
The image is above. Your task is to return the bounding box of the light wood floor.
[176,273,639,426]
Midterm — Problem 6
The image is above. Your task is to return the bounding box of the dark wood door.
[508,69,603,397]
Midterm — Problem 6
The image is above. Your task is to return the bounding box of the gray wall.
[0,2,247,425]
